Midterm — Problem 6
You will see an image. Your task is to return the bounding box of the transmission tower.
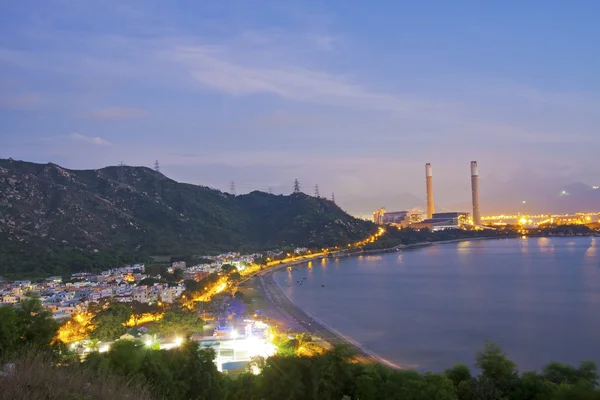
[230,180,236,195]
[332,192,335,204]
[293,179,301,194]
[268,186,273,195]
[154,160,160,172]
[314,184,320,198]
[119,161,125,167]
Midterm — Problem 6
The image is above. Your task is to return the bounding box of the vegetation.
[0,352,153,400]
[0,297,59,358]
[2,299,600,399]
[361,226,517,251]
[157,307,203,337]
[0,159,374,277]
[89,303,133,341]
[39,341,600,400]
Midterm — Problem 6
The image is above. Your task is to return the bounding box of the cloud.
[0,93,42,109]
[84,107,147,120]
[169,46,418,113]
[312,35,335,51]
[223,110,326,132]
[69,133,111,146]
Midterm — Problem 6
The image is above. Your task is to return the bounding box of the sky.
[1,0,599,217]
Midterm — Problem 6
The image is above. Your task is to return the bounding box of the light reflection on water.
[274,237,600,372]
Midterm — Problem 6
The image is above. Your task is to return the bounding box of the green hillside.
[0,158,374,277]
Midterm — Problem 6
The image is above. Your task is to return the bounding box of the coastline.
[251,236,508,368]
[255,267,401,368]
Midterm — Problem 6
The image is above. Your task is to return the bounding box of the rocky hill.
[0,158,374,277]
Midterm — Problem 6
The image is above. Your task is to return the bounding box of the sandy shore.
[239,236,509,368]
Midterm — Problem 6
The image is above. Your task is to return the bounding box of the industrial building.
[411,212,471,231]
[372,161,483,231]
[373,208,422,227]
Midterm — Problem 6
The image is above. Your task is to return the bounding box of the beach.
[238,236,511,368]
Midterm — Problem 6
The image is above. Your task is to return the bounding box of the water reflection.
[520,236,529,254]
[537,237,555,253]
[273,237,600,372]
[584,238,597,258]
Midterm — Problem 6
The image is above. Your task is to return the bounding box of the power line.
[314,184,320,198]
[293,179,301,194]
[230,180,236,195]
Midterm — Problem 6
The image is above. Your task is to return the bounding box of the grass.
[0,353,155,400]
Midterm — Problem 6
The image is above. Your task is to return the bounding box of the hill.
[0,158,374,277]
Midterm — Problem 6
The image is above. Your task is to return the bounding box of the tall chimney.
[471,161,481,225]
[426,163,434,219]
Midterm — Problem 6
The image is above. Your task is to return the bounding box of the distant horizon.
[2,156,597,217]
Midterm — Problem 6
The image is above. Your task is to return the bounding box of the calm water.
[273,237,600,372]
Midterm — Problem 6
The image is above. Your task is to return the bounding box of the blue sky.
[1,0,599,216]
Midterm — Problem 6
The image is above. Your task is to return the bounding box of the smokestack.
[471,161,481,225]
[426,163,434,219]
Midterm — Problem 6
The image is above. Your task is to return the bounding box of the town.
[0,247,322,372]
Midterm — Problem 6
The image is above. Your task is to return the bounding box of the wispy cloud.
[0,93,42,109]
[84,107,147,120]
[169,46,416,113]
[69,133,111,146]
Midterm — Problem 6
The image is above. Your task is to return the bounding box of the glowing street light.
[174,337,183,347]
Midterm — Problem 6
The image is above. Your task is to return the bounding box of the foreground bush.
[3,340,599,399]
[0,353,154,400]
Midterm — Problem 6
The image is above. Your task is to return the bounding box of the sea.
[273,237,600,372]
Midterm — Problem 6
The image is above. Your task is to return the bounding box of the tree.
[444,364,472,388]
[221,264,237,274]
[90,303,132,341]
[229,272,241,282]
[15,297,59,350]
[158,307,203,337]
[233,291,244,300]
[543,361,599,390]
[172,268,184,281]
[184,279,200,292]
[131,301,158,325]
[475,341,518,394]
[0,306,20,357]
[85,338,100,352]
[144,264,163,277]
[295,333,312,346]
[106,340,145,377]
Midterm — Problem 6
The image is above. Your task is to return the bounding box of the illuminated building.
[411,212,471,231]
[373,208,385,225]
[373,209,423,227]
[482,212,600,227]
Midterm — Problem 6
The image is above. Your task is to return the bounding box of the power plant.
[471,161,481,226]
[373,161,484,230]
[425,163,434,219]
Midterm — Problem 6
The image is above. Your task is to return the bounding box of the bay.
[273,237,600,371]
